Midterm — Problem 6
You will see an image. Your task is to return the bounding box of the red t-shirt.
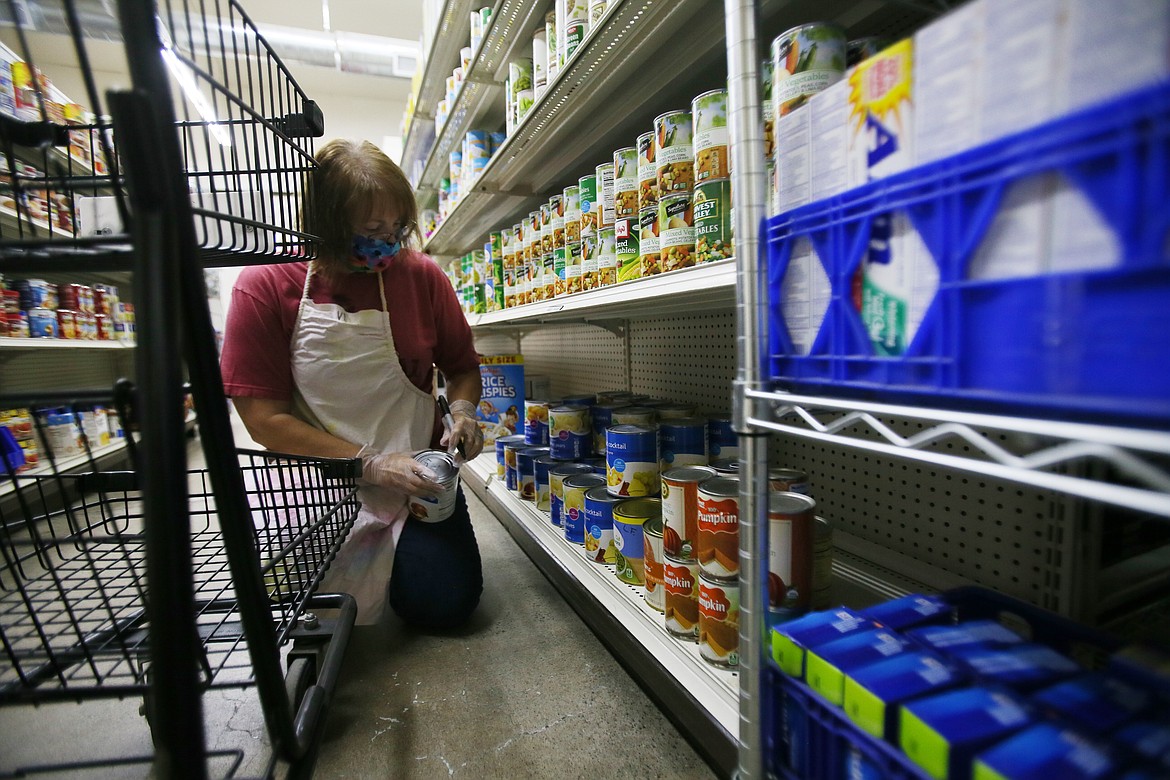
[220,251,479,443]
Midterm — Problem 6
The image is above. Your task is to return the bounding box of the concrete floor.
[0,428,717,778]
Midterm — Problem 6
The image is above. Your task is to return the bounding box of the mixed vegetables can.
[692,89,729,182]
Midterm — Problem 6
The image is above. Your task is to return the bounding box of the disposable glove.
[440,400,484,461]
[357,447,442,495]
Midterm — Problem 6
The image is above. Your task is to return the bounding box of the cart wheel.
[285,657,314,710]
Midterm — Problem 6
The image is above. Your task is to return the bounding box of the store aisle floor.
[311,483,716,779]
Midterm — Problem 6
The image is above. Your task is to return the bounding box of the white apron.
[289,263,435,624]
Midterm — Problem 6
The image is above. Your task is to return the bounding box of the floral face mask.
[348,232,402,272]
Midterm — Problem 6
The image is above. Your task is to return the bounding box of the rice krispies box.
[478,354,525,443]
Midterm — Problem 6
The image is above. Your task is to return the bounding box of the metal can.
[553,246,568,297]
[579,173,598,237]
[550,462,596,527]
[769,467,811,495]
[637,130,659,211]
[583,486,625,564]
[652,402,695,420]
[549,193,565,249]
[535,455,560,512]
[697,476,739,579]
[709,457,739,476]
[56,309,78,339]
[590,401,624,455]
[563,473,606,544]
[539,201,553,255]
[643,515,665,611]
[847,36,886,67]
[594,226,617,288]
[28,307,58,338]
[524,399,552,445]
[663,554,700,641]
[563,185,581,244]
[588,0,607,25]
[811,515,834,610]
[517,446,550,501]
[614,215,640,283]
[95,313,112,340]
[613,146,638,218]
[772,23,847,117]
[699,573,739,668]
[549,404,592,460]
[563,242,582,295]
[605,423,658,498]
[658,191,695,272]
[768,491,817,618]
[613,497,658,586]
[408,449,461,523]
[612,405,656,426]
[659,417,708,471]
[692,88,729,182]
[581,231,600,291]
[595,161,614,229]
[638,205,660,276]
[496,434,527,481]
[694,178,733,264]
[540,252,556,301]
[562,393,596,407]
[660,464,716,560]
[707,416,738,459]
[653,109,694,195]
[762,57,775,161]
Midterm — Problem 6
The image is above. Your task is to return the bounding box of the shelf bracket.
[582,318,626,339]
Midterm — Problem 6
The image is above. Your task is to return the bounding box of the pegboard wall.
[771,418,1087,619]
[475,311,738,415]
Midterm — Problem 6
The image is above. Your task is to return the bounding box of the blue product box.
[900,687,1033,780]
[1113,720,1170,765]
[843,650,965,741]
[907,619,1023,654]
[861,593,954,632]
[783,688,811,776]
[1032,674,1153,734]
[477,354,524,443]
[1108,645,1170,702]
[950,643,1080,693]
[770,608,876,678]
[805,628,914,706]
[970,723,1117,780]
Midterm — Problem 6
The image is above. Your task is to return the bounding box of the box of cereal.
[477,354,525,442]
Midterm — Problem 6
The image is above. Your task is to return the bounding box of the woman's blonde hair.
[305,138,418,277]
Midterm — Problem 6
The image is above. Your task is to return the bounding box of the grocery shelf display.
[406,0,1170,778]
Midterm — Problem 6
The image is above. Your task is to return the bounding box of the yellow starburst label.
[848,39,913,132]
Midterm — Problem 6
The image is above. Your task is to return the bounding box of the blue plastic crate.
[766,82,1170,426]
[764,587,1127,780]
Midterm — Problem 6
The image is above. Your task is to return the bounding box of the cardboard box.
[901,687,1033,780]
[949,643,1080,693]
[809,79,849,203]
[477,355,525,442]
[907,619,1023,654]
[914,1,983,166]
[1032,673,1152,734]
[770,607,876,677]
[971,723,1117,780]
[847,38,914,187]
[805,627,914,705]
[860,593,954,632]
[844,650,965,741]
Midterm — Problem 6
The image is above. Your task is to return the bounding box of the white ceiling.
[238,0,425,45]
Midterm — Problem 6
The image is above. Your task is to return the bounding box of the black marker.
[437,395,467,458]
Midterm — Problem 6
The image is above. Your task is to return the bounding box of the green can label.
[554,246,568,297]
[473,283,487,314]
[694,179,733,264]
[564,20,586,63]
[613,146,638,218]
[579,174,598,237]
[550,193,565,248]
[693,89,729,181]
[615,217,640,283]
[654,109,694,194]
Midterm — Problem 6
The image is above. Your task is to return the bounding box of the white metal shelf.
[468,258,736,329]
[460,452,739,771]
[0,339,133,351]
[421,0,939,258]
[402,0,477,172]
[746,389,1170,519]
[0,438,129,500]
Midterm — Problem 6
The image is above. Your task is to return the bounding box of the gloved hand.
[357,447,443,496]
[441,400,484,461]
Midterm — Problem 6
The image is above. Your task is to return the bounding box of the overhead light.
[157,19,232,148]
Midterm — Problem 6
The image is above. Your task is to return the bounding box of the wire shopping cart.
[0,1,356,776]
